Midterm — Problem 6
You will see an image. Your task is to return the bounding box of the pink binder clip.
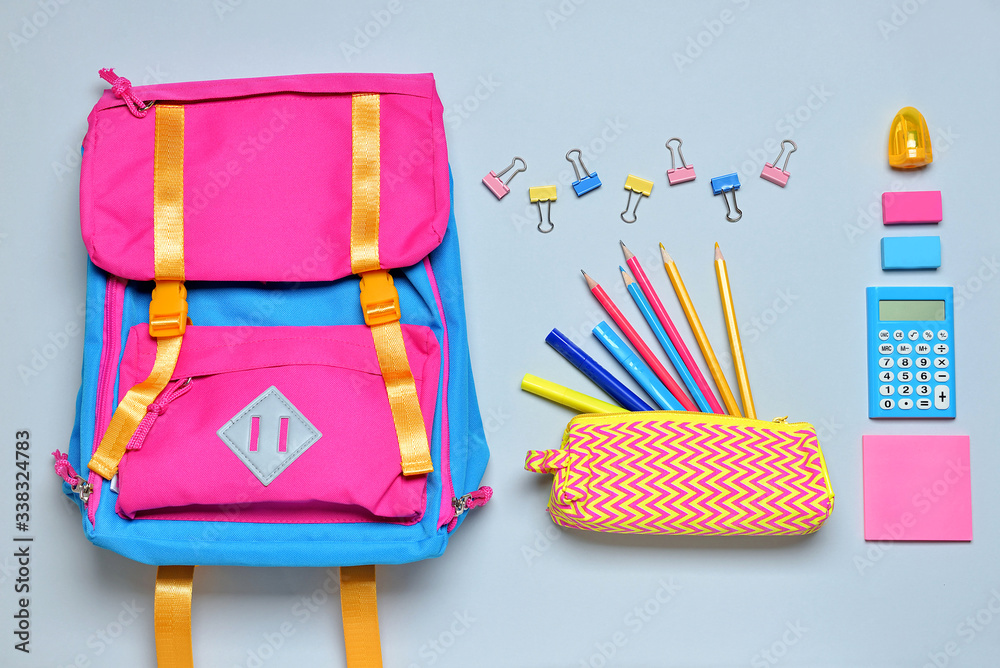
[760,140,797,187]
[482,156,526,200]
[665,137,696,185]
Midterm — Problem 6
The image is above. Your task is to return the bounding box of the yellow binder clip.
[888,106,932,169]
[529,185,557,233]
[621,175,653,223]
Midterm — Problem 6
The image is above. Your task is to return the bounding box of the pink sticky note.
[882,190,943,224]
[862,435,972,541]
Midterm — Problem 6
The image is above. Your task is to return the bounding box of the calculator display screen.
[879,300,946,321]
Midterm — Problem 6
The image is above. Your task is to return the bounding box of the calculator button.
[897,357,912,368]
[934,371,950,382]
[878,329,890,341]
[878,357,894,368]
[878,343,894,355]
[917,398,932,409]
[898,398,913,410]
[922,330,934,341]
[916,357,931,368]
[879,385,895,396]
[916,385,931,396]
[898,384,913,396]
[894,330,905,340]
[897,343,912,354]
[915,343,931,355]
[934,343,949,355]
[934,357,950,369]
[934,385,950,410]
[916,371,931,382]
[898,370,912,382]
[880,398,895,410]
[879,371,894,382]
[937,330,949,341]
[908,330,920,341]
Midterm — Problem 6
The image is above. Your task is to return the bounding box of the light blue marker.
[621,266,712,412]
[593,321,682,411]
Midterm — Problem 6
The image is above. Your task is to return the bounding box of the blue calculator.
[866,286,955,418]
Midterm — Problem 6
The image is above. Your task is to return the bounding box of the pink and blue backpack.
[55,69,490,667]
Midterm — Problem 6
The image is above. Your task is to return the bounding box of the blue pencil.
[620,267,713,412]
[593,321,683,411]
[546,329,652,412]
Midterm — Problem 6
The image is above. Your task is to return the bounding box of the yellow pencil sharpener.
[888,106,932,169]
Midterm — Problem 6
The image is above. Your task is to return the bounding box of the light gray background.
[2,1,999,666]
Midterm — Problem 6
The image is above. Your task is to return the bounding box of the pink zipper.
[87,275,127,525]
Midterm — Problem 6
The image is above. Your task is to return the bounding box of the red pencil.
[620,242,725,415]
[582,270,696,411]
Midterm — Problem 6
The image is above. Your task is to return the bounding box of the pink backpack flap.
[80,72,450,282]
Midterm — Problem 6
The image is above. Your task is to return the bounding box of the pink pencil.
[620,242,724,414]
[582,270,696,412]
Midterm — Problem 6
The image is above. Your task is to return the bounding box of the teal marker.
[621,266,712,412]
[593,321,682,411]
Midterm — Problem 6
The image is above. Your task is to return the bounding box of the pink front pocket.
[115,325,439,524]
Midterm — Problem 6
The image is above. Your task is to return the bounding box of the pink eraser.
[862,434,972,541]
[882,190,942,224]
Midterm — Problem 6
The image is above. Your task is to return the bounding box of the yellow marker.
[521,374,622,414]
[660,244,743,417]
[714,243,755,419]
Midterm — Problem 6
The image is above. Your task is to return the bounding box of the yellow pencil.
[659,243,743,417]
[521,374,623,414]
[714,243,755,419]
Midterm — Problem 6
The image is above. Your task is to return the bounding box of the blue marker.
[593,321,682,411]
[546,329,652,412]
[620,267,712,412]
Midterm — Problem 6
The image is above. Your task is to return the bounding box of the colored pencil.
[546,328,653,411]
[592,322,682,411]
[714,243,755,419]
[582,271,696,411]
[659,244,742,417]
[621,241,724,414]
[620,267,714,413]
[521,374,623,414]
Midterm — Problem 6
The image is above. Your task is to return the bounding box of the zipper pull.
[127,378,193,451]
[449,486,493,530]
[99,68,154,118]
[52,450,93,504]
[772,416,789,424]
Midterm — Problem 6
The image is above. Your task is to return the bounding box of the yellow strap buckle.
[149,280,189,338]
[359,270,400,327]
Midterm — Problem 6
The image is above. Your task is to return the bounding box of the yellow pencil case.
[524,411,834,536]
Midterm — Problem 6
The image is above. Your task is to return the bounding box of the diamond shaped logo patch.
[217,386,322,486]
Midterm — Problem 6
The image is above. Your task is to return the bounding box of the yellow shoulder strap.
[89,104,189,480]
[154,565,195,668]
[350,93,433,476]
[340,565,383,667]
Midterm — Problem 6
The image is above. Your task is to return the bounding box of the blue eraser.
[711,173,740,194]
[881,236,941,270]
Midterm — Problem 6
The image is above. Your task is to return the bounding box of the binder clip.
[565,149,602,196]
[621,175,653,224]
[711,173,742,222]
[760,140,797,187]
[482,156,526,200]
[665,137,696,185]
[529,186,557,233]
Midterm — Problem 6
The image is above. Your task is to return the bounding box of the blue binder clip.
[710,172,742,222]
[565,149,602,196]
